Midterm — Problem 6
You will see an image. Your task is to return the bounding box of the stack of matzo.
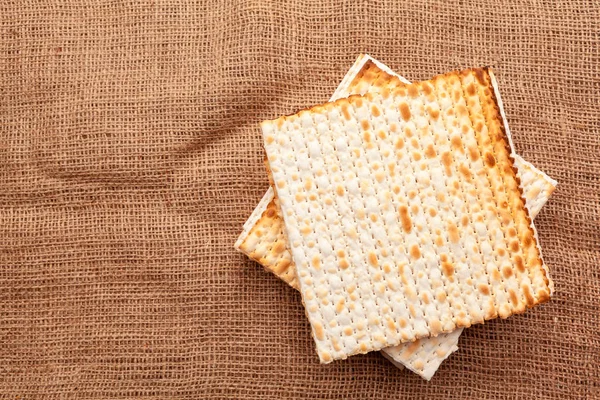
[236,55,556,380]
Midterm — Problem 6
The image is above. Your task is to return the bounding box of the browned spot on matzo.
[448,222,460,243]
[341,104,351,120]
[314,322,325,340]
[441,151,453,175]
[478,283,490,295]
[399,103,411,121]
[425,144,436,158]
[371,104,381,117]
[368,251,378,267]
[311,255,321,269]
[484,152,496,167]
[399,205,413,233]
[450,135,463,151]
[410,245,421,259]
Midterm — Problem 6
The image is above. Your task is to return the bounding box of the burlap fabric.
[1,1,599,398]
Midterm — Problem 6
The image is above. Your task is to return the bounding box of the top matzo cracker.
[261,67,552,362]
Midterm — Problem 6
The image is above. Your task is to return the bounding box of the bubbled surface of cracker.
[262,67,552,362]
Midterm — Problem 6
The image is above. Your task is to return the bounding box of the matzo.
[262,67,552,362]
[236,56,556,378]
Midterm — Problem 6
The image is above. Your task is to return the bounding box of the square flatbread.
[261,67,553,362]
[236,56,556,379]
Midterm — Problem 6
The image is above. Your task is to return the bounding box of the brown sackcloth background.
[1,1,599,398]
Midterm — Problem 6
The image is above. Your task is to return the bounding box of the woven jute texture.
[1,1,599,398]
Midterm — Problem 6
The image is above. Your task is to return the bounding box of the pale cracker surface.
[262,67,552,362]
[235,56,556,378]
